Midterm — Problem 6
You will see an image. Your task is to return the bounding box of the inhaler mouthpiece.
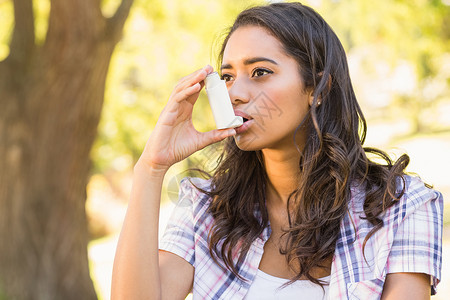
[204,72,243,129]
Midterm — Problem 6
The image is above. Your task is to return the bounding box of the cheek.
[265,88,309,126]
[246,76,309,135]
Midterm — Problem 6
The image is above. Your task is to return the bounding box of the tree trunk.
[0,0,133,299]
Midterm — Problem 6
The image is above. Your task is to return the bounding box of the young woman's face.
[221,25,312,152]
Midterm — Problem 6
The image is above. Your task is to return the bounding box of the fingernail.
[227,129,236,136]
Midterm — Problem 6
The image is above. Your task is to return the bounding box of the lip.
[234,110,253,121]
[233,110,253,134]
[235,119,254,134]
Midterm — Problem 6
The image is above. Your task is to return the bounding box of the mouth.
[231,109,256,134]
[233,110,254,134]
[234,110,253,122]
[235,118,254,134]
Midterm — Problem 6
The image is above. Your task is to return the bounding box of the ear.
[308,90,315,106]
[309,72,332,106]
[307,88,322,107]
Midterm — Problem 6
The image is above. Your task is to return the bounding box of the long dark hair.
[192,2,409,286]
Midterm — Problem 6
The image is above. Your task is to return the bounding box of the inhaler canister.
[204,72,243,129]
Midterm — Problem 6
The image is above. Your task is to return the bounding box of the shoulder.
[331,175,444,297]
[161,176,214,245]
[400,174,442,206]
[354,174,443,266]
[178,177,213,207]
[177,177,216,227]
[385,176,444,293]
[343,174,444,263]
[349,174,443,221]
[160,177,214,269]
[386,175,443,222]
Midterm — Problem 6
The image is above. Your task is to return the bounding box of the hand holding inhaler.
[137,66,236,172]
[204,72,243,129]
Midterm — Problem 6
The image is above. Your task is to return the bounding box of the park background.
[0,0,449,299]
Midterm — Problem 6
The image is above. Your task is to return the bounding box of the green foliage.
[0,0,13,60]
[317,0,450,132]
[34,0,50,45]
[321,0,450,75]
[0,0,49,58]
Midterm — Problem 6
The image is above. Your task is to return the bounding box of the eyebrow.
[220,57,278,70]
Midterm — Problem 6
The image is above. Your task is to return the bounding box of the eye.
[221,74,234,82]
[252,68,273,78]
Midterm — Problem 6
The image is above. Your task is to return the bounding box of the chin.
[233,134,264,151]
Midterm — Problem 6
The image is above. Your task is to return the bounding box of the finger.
[199,66,214,89]
[160,83,201,126]
[179,65,213,86]
[172,82,202,103]
[174,65,213,93]
[175,69,203,89]
[197,128,236,150]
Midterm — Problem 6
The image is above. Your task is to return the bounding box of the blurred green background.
[1,0,449,299]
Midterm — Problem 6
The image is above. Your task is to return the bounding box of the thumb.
[197,128,236,150]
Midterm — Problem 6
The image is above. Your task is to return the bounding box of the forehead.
[222,25,287,64]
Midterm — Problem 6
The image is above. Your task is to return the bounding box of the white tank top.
[244,269,329,300]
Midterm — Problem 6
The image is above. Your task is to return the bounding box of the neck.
[262,147,301,207]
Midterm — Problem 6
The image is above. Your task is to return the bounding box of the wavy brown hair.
[191,2,409,286]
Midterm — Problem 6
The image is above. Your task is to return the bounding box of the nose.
[228,76,251,106]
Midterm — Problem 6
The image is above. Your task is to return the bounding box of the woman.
[111,3,443,299]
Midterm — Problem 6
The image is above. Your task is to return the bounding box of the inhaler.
[204,72,243,129]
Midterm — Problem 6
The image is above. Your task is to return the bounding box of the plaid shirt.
[159,175,443,299]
